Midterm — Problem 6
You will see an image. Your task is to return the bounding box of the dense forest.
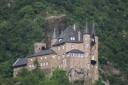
[0,0,128,85]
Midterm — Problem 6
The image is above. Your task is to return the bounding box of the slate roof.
[28,49,56,57]
[13,49,56,68]
[13,58,27,68]
[65,49,84,54]
[53,26,83,46]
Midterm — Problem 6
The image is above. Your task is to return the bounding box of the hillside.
[0,0,128,85]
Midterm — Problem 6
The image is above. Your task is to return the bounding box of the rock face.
[44,15,67,48]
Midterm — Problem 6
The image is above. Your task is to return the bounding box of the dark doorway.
[91,60,96,65]
[41,47,45,50]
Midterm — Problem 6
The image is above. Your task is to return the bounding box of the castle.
[13,24,99,84]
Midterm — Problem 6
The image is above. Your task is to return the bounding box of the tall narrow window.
[71,45,74,49]
[46,62,48,66]
[92,56,95,60]
[62,46,65,49]
[52,55,55,58]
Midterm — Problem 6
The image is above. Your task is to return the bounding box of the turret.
[91,22,96,46]
[51,28,57,46]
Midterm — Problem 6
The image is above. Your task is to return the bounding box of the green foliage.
[50,69,70,85]
[96,79,105,85]
[2,69,70,85]
[107,75,128,85]
[15,68,45,85]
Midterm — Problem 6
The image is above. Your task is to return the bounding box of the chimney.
[73,24,76,31]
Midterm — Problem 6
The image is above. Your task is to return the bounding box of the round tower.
[90,22,99,84]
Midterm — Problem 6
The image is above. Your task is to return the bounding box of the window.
[46,62,48,66]
[70,37,75,40]
[96,66,98,69]
[62,46,65,49]
[73,53,76,57]
[43,63,45,66]
[45,57,47,59]
[30,59,33,61]
[52,55,55,58]
[29,64,35,68]
[71,53,73,56]
[40,63,43,66]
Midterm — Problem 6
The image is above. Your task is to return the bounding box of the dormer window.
[70,37,75,40]
[59,38,62,42]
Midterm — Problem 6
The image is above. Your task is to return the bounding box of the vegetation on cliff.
[0,0,128,85]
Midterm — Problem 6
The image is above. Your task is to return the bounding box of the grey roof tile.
[53,26,83,46]
[13,58,27,67]
[28,49,56,57]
